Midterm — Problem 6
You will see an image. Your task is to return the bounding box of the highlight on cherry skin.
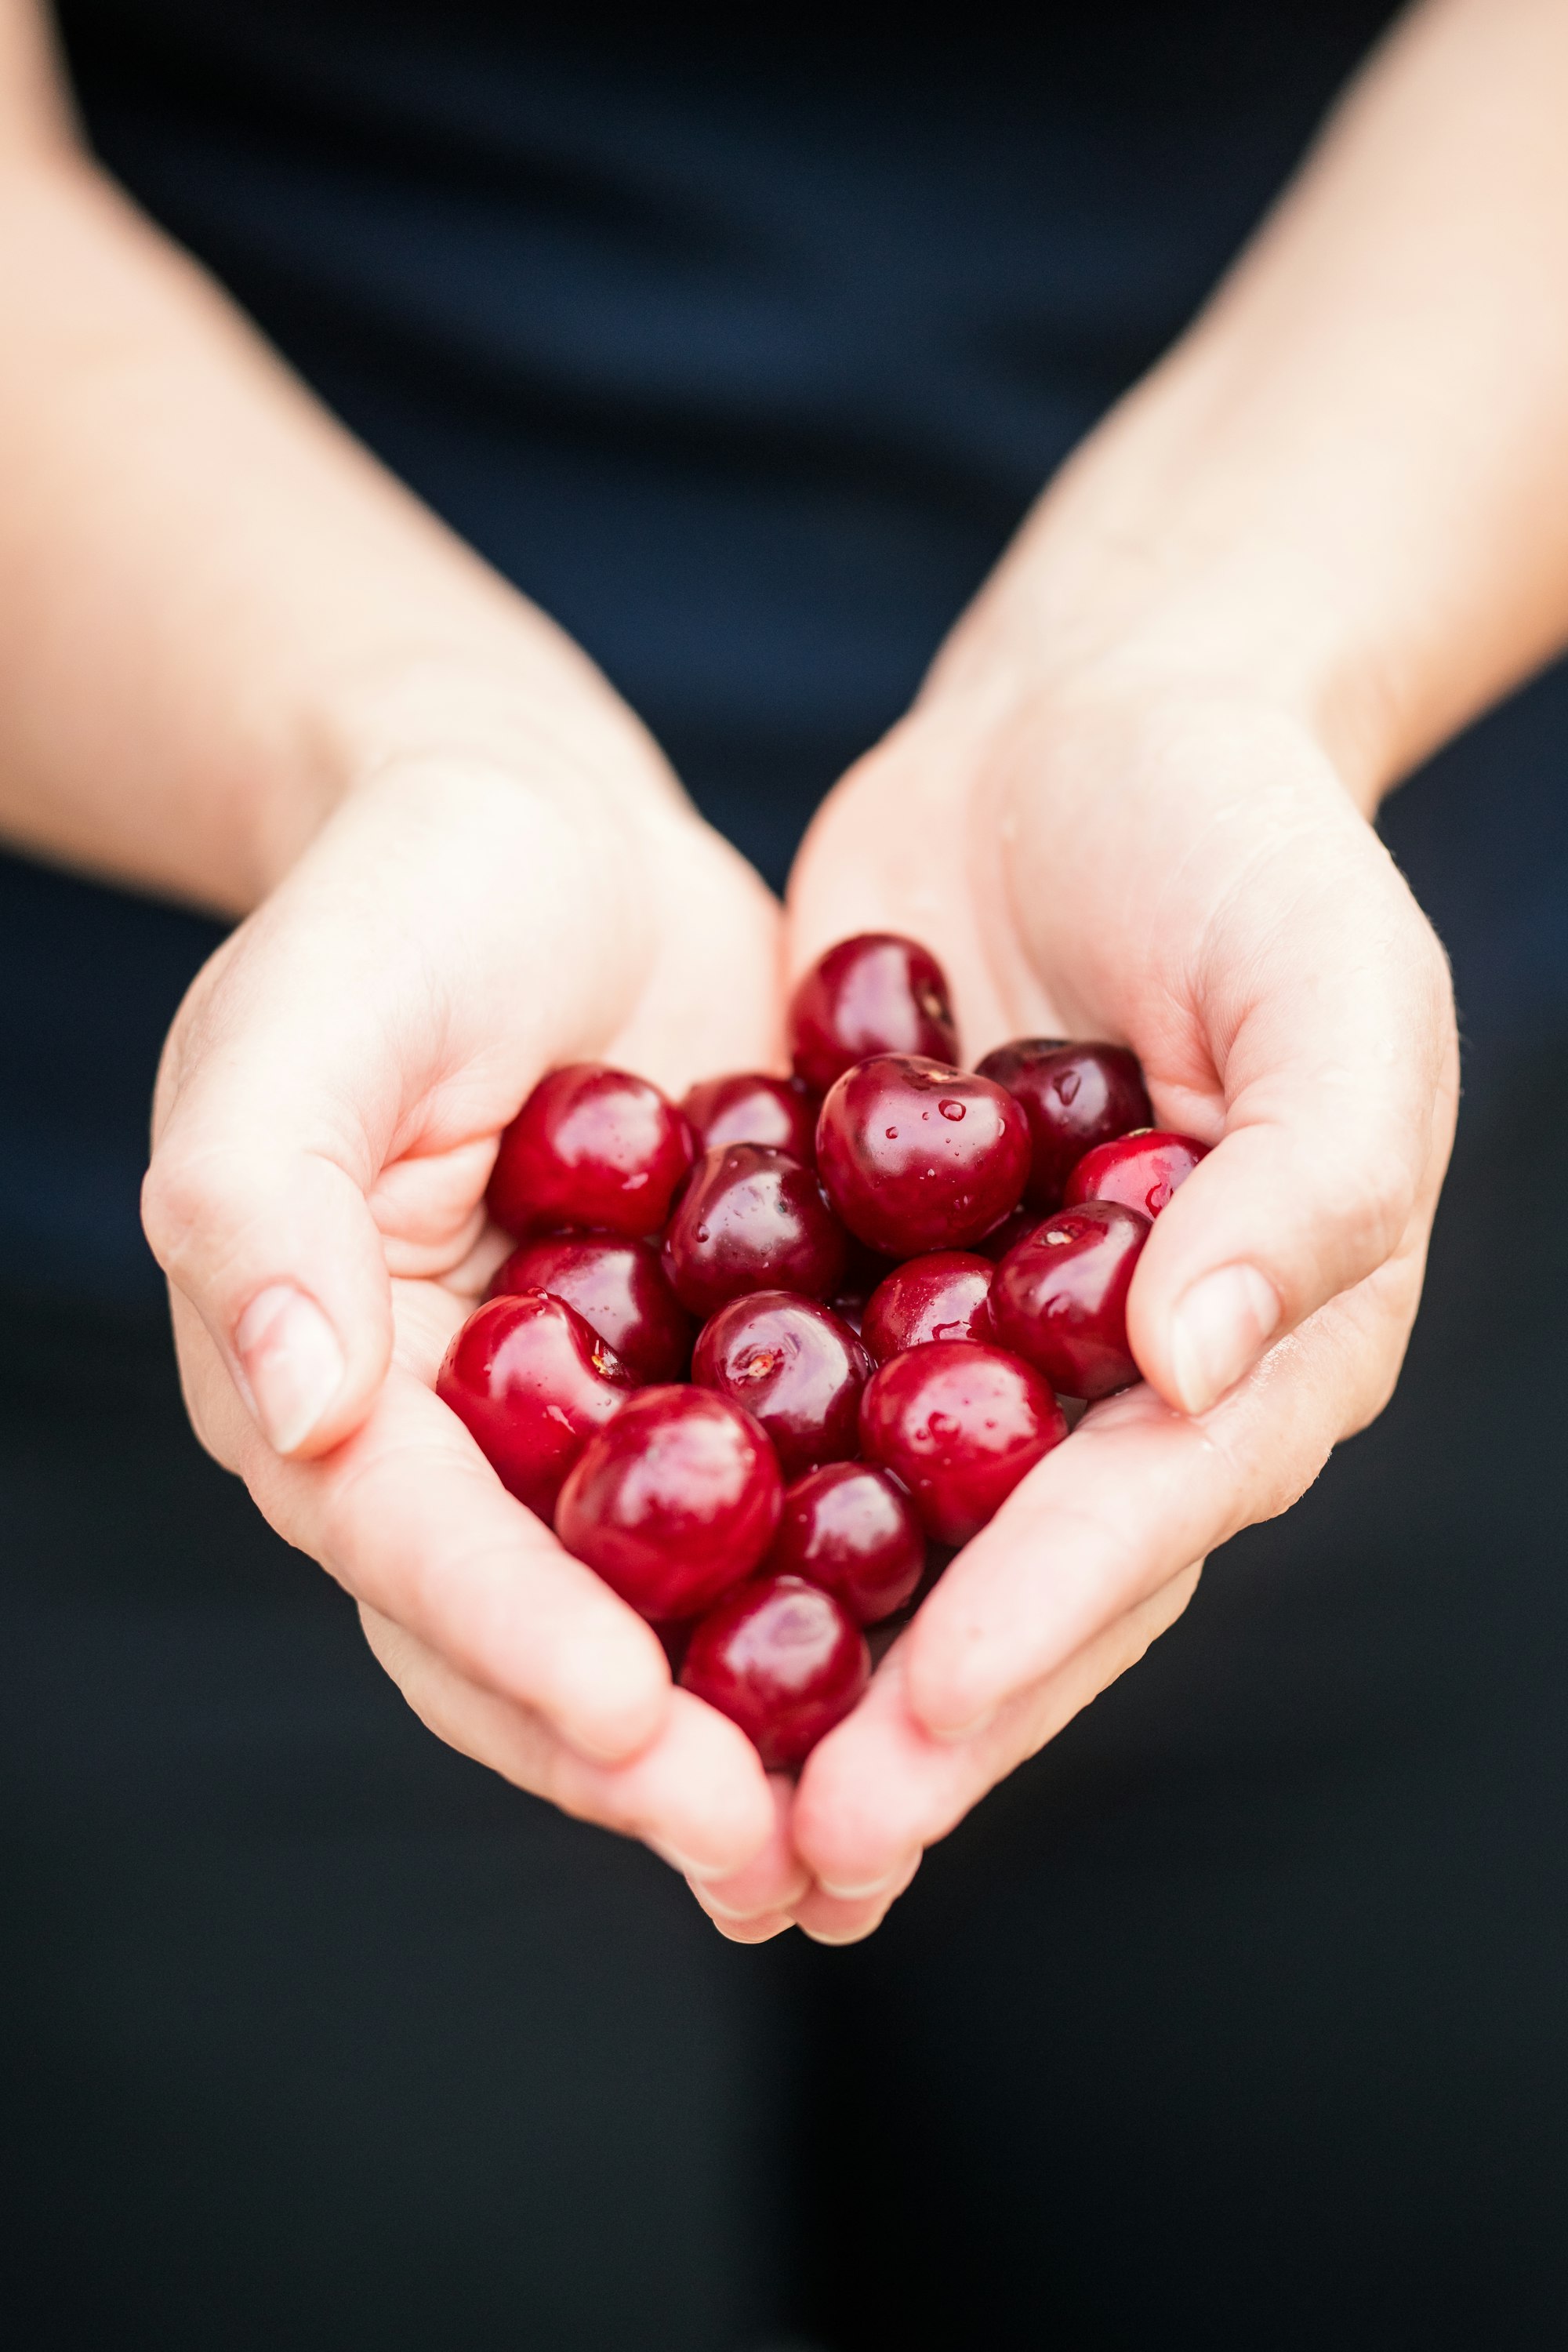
[430,933,1167,1784]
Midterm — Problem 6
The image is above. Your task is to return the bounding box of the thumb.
[1131,844,1457,1420]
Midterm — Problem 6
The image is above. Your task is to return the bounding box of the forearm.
[937,0,1568,811]
[0,4,672,913]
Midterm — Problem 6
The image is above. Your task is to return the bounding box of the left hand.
[683,650,1457,1946]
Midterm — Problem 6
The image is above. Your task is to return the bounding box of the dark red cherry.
[975,1040,1152,1212]
[681,1573,869,1770]
[788,933,958,1094]
[989,1200,1150,1399]
[1063,1128,1209,1220]
[858,1341,1066,1547]
[491,1232,693,1381]
[437,1290,635,1522]
[662,1144,848,1319]
[683,1071,819,1164]
[692,1292,871,1479]
[861,1250,995,1365]
[487,1063,694,1240]
[554,1385,782,1621]
[815,1055,1029,1258]
[768,1461,926,1625]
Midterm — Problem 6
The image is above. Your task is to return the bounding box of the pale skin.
[3,0,1567,1943]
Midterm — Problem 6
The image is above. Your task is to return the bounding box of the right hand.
[142,740,787,1886]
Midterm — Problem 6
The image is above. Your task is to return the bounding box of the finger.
[682,1775,811,1923]
[184,1290,677,1762]
[791,1850,924,1947]
[1130,820,1457,1414]
[793,1567,1200,1896]
[142,770,645,1462]
[902,1244,1420,1741]
[361,1607,776,1878]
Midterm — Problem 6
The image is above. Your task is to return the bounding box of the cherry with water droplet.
[491,1232,693,1381]
[554,1385,783,1621]
[488,1063,694,1240]
[989,1200,1150,1399]
[858,1340,1066,1545]
[975,1040,1151,1212]
[692,1291,871,1478]
[788,934,958,1094]
[815,1055,1029,1258]
[768,1461,926,1624]
[1063,1128,1209,1219]
[861,1251,995,1364]
[681,1573,869,1769]
[437,1290,635,1521]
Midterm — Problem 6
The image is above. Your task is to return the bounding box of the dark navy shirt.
[5,1,1565,1303]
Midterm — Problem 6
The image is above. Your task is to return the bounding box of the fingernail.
[1169,1265,1280,1415]
[234,1283,346,1454]
[802,1922,881,1947]
[816,1863,910,1902]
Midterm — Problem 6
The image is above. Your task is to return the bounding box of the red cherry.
[974,1205,1041,1263]
[768,1461,926,1624]
[975,1040,1151,1212]
[861,1250,995,1365]
[989,1201,1150,1399]
[815,1054,1029,1258]
[491,1232,693,1381]
[1063,1128,1209,1219]
[554,1385,782,1621]
[681,1573,869,1770]
[858,1341,1066,1547]
[436,1290,635,1521]
[683,1071,819,1163]
[692,1291,871,1479]
[661,1144,848,1319]
[788,934,958,1094]
[487,1063,693,1241]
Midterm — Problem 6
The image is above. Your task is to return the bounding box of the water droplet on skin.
[938,1099,966,1121]
[695,1226,710,1243]
[1054,1070,1081,1105]
[886,1127,899,1141]
[1044,1229,1069,1245]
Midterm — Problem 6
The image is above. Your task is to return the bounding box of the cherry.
[861,1250,995,1365]
[975,1040,1151,1212]
[1063,1128,1209,1219]
[815,1054,1029,1258]
[436,1290,635,1521]
[975,1205,1040,1264]
[683,1071,818,1164]
[487,1063,693,1241]
[692,1292,871,1479]
[491,1232,693,1381]
[554,1385,782,1621]
[662,1144,848,1319]
[858,1340,1066,1546]
[768,1461,926,1624]
[788,933,958,1094]
[989,1200,1150,1399]
[680,1573,869,1770]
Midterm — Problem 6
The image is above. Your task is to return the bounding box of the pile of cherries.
[437,935,1207,1771]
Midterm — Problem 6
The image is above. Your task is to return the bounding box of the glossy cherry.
[975,1040,1152,1211]
[989,1200,1151,1399]
[858,1340,1067,1547]
[487,1063,694,1241]
[975,1205,1041,1264]
[692,1292,871,1479]
[683,1071,818,1164]
[491,1232,692,1381]
[554,1385,782,1621]
[436,1290,635,1521]
[861,1250,995,1364]
[788,933,958,1094]
[680,1573,869,1770]
[815,1054,1029,1258]
[768,1461,926,1624]
[1063,1128,1209,1220]
[662,1144,848,1319]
